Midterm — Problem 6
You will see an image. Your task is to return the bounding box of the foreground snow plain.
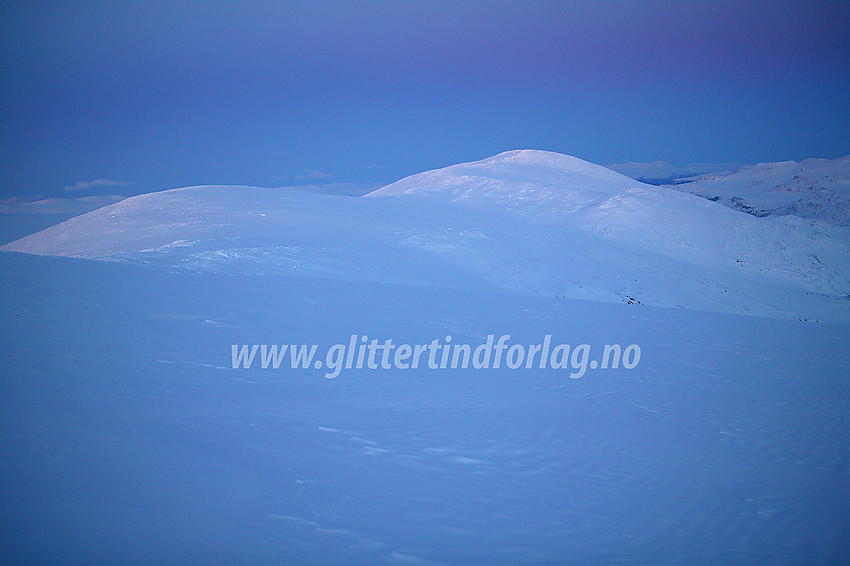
[1,151,849,563]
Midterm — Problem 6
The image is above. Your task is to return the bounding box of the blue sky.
[1,0,849,199]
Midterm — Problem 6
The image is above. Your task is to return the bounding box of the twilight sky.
[2,0,849,199]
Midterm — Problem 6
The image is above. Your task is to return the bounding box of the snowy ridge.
[366,150,641,217]
[3,151,849,322]
[670,155,850,226]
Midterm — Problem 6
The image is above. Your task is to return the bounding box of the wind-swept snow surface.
[1,253,848,564]
[3,150,849,322]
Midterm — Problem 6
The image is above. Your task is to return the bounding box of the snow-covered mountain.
[3,150,849,322]
[668,155,850,226]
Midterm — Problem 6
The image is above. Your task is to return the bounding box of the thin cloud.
[294,169,333,181]
[63,179,129,192]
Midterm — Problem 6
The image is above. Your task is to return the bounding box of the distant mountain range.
[663,156,850,227]
[607,161,747,185]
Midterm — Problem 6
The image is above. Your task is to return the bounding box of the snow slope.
[3,150,849,322]
[669,155,850,226]
[1,252,848,564]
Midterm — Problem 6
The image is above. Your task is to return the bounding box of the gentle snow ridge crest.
[2,151,849,322]
[365,149,642,200]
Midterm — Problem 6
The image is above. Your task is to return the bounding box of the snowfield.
[1,150,849,564]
